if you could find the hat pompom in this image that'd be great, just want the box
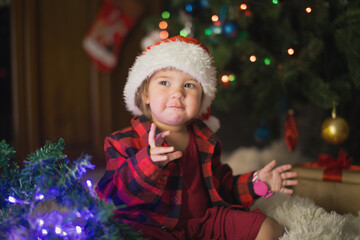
[203,115,221,132]
[198,107,220,132]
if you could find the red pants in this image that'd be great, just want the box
[132,206,266,240]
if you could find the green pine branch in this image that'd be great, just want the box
[0,139,143,240]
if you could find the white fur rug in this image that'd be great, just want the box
[252,194,360,240]
[224,139,360,240]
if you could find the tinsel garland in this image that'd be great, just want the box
[0,139,142,240]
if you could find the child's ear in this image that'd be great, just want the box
[142,92,150,104]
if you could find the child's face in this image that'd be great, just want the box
[143,69,203,127]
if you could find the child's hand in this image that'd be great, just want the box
[258,160,298,194]
[148,123,183,167]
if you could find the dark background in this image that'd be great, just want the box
[1,0,359,168]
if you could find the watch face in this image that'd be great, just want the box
[254,181,268,196]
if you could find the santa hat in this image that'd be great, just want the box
[124,35,220,131]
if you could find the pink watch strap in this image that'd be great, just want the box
[252,171,273,198]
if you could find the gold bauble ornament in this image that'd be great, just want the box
[320,108,349,145]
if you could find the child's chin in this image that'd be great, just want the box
[164,117,189,126]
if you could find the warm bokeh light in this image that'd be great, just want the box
[245,10,252,17]
[211,14,219,22]
[306,7,312,13]
[159,21,168,29]
[240,4,247,11]
[213,20,221,26]
[221,75,230,83]
[249,55,257,62]
[159,30,169,39]
[287,48,295,55]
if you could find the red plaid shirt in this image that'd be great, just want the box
[96,116,258,230]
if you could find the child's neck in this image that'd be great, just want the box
[152,118,187,133]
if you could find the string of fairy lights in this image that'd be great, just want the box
[154,1,314,84]
[4,154,97,239]
[6,178,95,238]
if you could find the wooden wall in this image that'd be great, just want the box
[10,0,162,167]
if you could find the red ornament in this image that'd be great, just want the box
[284,109,298,152]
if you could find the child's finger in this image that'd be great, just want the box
[281,171,297,179]
[275,164,293,173]
[155,130,171,145]
[261,160,277,174]
[151,150,183,167]
[166,151,183,161]
[150,146,175,155]
[280,188,294,194]
[151,154,169,162]
[148,123,157,147]
[282,179,298,187]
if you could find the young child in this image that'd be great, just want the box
[96,36,298,240]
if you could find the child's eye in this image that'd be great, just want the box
[159,81,169,86]
[184,82,196,88]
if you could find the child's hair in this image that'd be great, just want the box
[123,35,217,118]
[135,78,151,119]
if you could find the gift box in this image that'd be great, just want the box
[292,149,360,214]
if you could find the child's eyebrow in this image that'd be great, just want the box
[152,73,197,82]
[153,74,171,80]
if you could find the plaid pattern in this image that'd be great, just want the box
[96,116,258,230]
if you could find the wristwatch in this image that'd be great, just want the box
[252,171,273,198]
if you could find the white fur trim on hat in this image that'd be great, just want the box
[124,35,217,116]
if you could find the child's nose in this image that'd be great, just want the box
[171,87,185,99]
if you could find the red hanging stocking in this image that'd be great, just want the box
[284,109,298,152]
[83,0,143,72]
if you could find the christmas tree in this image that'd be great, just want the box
[142,0,360,161]
[0,139,142,240]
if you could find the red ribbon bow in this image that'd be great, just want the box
[317,148,353,182]
[317,148,353,170]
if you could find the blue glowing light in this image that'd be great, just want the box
[55,226,62,235]
[222,21,239,38]
[42,229,48,235]
[76,226,82,234]
[39,219,44,227]
[86,180,92,188]
[185,3,193,13]
[8,196,16,203]
[35,194,45,200]
[200,0,209,8]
